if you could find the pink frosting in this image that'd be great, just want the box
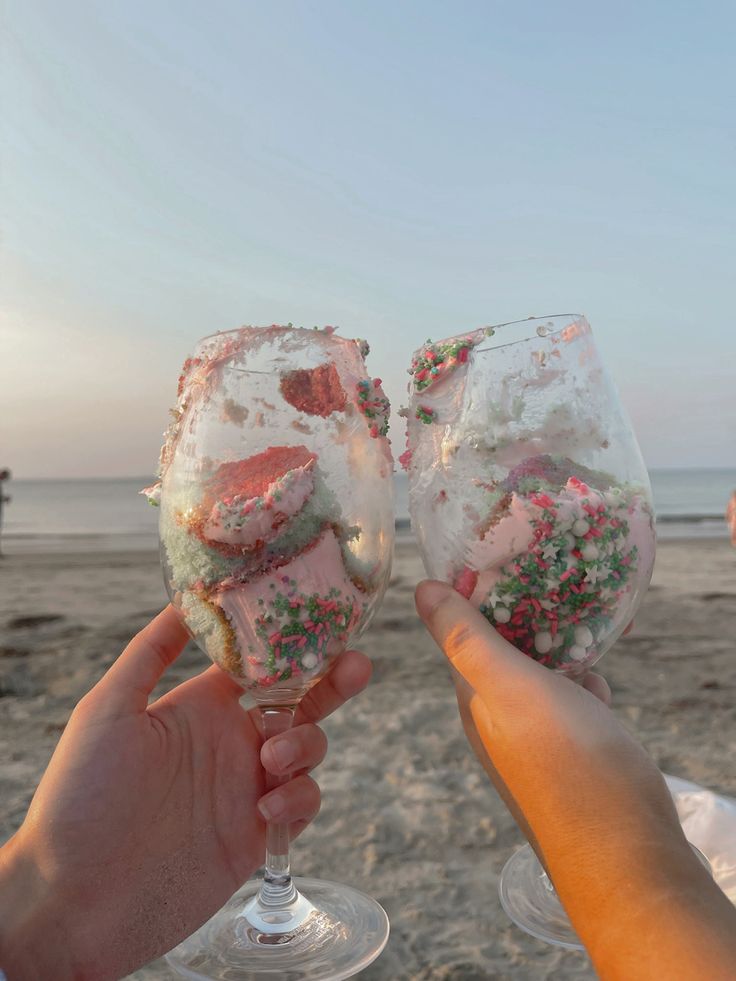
[464,494,535,605]
[462,480,654,613]
[619,492,656,580]
[202,463,314,549]
[465,493,535,569]
[215,528,365,683]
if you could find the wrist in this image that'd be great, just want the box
[557,834,736,978]
[0,833,75,981]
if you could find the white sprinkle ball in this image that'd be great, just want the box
[534,631,553,654]
[574,625,594,647]
[582,543,599,561]
[569,644,587,661]
[572,519,590,537]
[302,653,318,669]
[494,607,511,624]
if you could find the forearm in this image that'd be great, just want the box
[509,755,736,978]
[0,835,77,981]
[557,837,736,980]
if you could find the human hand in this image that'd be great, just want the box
[416,580,736,979]
[0,606,371,981]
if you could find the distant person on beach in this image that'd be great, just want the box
[727,489,736,545]
[2,598,736,979]
[0,469,10,557]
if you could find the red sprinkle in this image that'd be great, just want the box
[454,566,479,599]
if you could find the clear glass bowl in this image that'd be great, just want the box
[157,325,394,703]
[404,314,655,679]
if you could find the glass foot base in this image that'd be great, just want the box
[165,876,390,980]
[241,881,316,934]
[499,845,583,950]
[499,841,712,951]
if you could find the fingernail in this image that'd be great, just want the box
[258,792,285,821]
[269,738,296,771]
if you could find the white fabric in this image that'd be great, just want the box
[665,773,736,904]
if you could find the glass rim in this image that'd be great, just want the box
[414,313,588,358]
[195,324,362,347]
[478,313,587,354]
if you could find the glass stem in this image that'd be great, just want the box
[258,705,297,908]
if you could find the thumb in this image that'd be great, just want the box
[415,580,543,699]
[89,605,190,716]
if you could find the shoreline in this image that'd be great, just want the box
[1,520,731,557]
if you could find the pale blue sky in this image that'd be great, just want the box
[2,0,734,477]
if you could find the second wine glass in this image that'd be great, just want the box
[402,314,656,947]
[146,324,394,980]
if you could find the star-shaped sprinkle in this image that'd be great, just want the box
[584,565,604,584]
[541,542,559,562]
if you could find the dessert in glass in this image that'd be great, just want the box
[142,324,393,979]
[402,314,656,947]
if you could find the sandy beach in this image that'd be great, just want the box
[1,537,734,979]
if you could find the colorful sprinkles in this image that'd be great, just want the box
[356,378,390,437]
[415,405,436,425]
[471,478,638,669]
[252,584,362,686]
[398,448,413,470]
[410,335,478,392]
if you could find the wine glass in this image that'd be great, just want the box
[146,325,394,979]
[403,314,656,948]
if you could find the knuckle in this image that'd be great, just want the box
[300,774,320,807]
[72,690,99,723]
[443,619,477,661]
[297,689,324,724]
[292,724,326,763]
[139,635,170,673]
[312,725,328,757]
[282,774,321,817]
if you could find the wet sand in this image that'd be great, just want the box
[1,537,735,979]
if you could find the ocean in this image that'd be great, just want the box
[2,469,734,554]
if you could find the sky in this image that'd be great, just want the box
[2,0,734,477]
